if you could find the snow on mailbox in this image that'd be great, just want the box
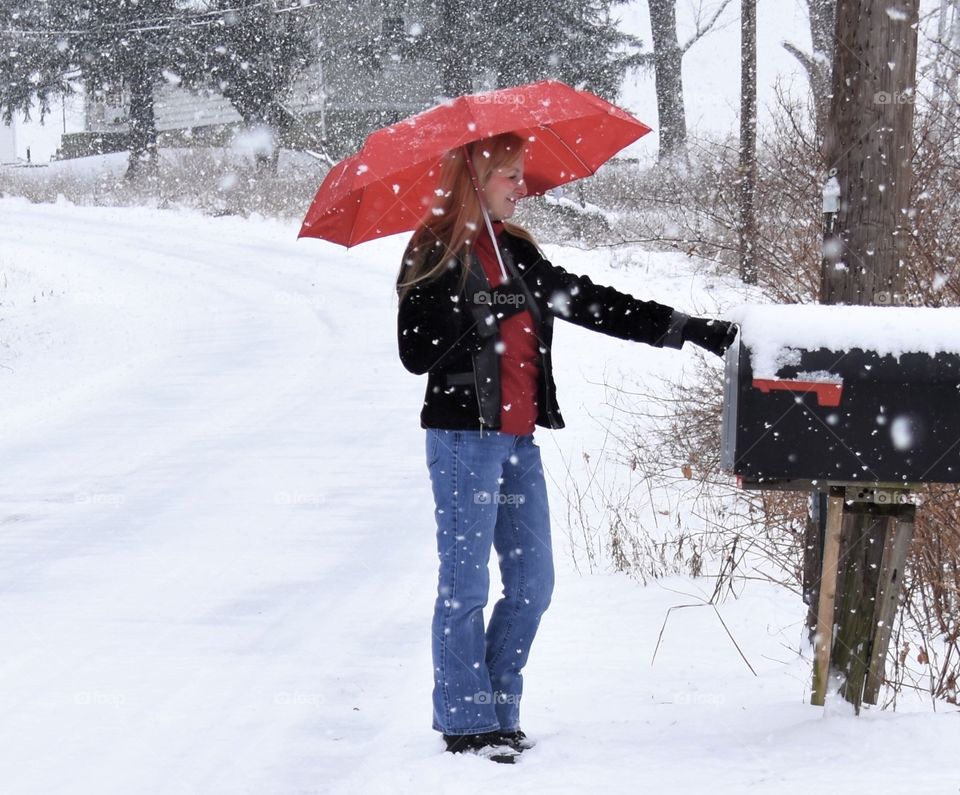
[720,304,960,488]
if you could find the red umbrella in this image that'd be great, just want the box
[298,80,651,247]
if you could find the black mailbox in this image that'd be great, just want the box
[720,305,960,487]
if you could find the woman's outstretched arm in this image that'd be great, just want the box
[530,255,736,356]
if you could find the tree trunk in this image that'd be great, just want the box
[783,0,835,148]
[808,0,836,145]
[820,0,919,305]
[648,0,687,161]
[125,40,158,181]
[809,0,920,712]
[440,0,473,96]
[738,0,757,284]
[261,102,292,176]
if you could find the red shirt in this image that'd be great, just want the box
[473,222,540,435]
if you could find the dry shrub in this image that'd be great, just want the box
[563,83,960,705]
[559,356,808,597]
[578,85,825,301]
[890,487,960,706]
[0,148,329,221]
[576,347,959,706]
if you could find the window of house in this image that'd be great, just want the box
[382,15,404,41]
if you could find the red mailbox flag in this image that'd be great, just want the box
[298,80,652,247]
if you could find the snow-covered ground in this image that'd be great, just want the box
[1,198,957,794]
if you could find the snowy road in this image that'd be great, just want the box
[1,199,956,794]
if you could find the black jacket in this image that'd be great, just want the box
[397,229,687,432]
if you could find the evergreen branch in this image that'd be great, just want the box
[0,0,320,38]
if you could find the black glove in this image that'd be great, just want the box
[681,317,739,358]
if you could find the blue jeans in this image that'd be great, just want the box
[425,429,555,735]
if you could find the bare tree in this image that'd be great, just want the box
[809,0,920,712]
[644,0,733,161]
[438,0,473,96]
[782,0,836,147]
[820,0,919,305]
[928,0,960,136]
[738,0,757,284]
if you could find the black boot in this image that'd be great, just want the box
[496,728,536,751]
[443,731,520,764]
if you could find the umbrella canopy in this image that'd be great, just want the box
[298,80,651,247]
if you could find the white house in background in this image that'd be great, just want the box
[0,121,17,164]
[71,2,451,159]
[82,81,242,139]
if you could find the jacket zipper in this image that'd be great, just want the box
[542,349,552,426]
[541,347,559,428]
[472,355,486,439]
[466,249,489,439]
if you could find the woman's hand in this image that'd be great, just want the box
[681,317,739,358]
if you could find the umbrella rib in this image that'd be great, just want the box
[350,131,477,246]
[537,123,594,178]
[348,165,419,246]
[346,183,369,248]
[349,160,443,246]
[348,96,477,244]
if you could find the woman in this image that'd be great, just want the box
[396,132,736,763]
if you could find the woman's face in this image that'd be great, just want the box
[482,154,527,220]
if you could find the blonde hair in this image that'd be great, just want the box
[396,131,539,304]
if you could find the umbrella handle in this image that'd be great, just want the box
[463,144,510,284]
